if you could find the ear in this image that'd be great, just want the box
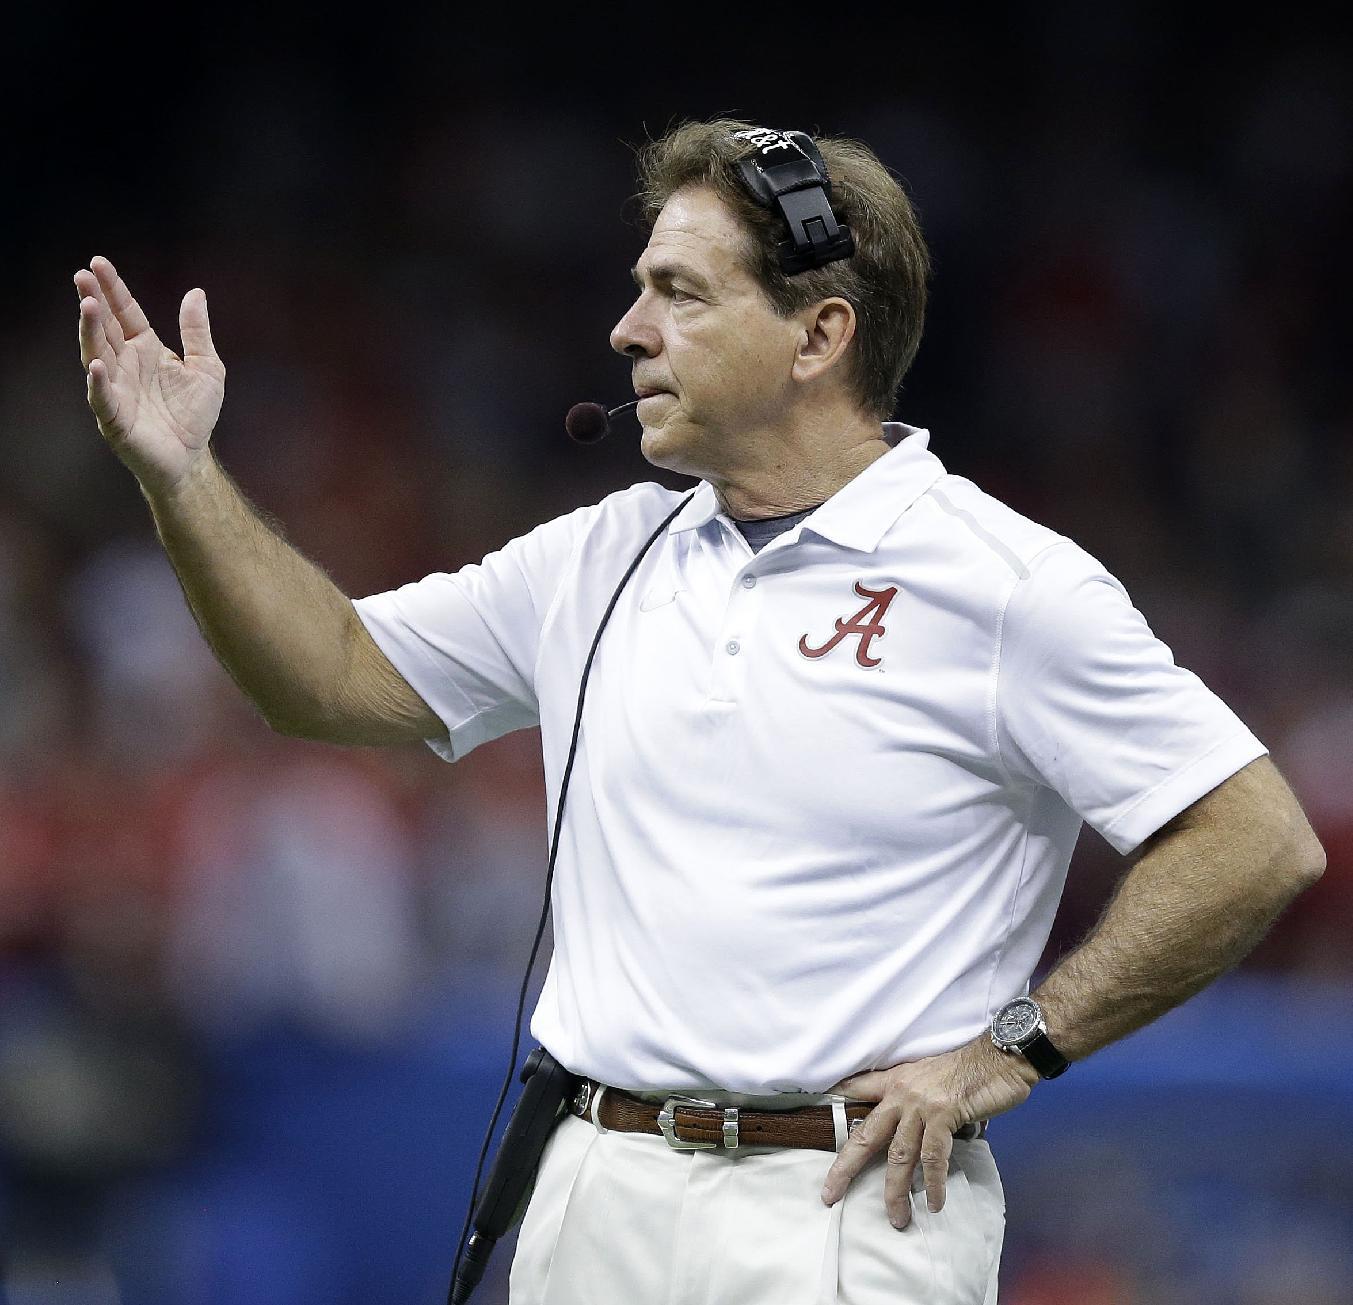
[790,297,857,387]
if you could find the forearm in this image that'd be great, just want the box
[1033,761,1325,1062]
[143,453,359,735]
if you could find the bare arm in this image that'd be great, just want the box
[822,755,1325,1226]
[75,256,443,745]
[1032,753,1325,1057]
[145,453,444,744]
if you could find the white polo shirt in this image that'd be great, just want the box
[352,424,1266,1094]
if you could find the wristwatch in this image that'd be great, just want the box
[989,997,1070,1079]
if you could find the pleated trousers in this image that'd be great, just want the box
[508,1093,1004,1305]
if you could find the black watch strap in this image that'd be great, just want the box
[1019,1030,1070,1080]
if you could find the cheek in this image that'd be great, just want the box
[679,315,792,406]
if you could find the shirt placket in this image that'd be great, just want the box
[708,533,764,704]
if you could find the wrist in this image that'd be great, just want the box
[978,1033,1039,1088]
[989,996,1071,1080]
[143,451,220,513]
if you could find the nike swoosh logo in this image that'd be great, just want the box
[639,588,682,612]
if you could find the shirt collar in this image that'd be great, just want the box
[666,423,946,553]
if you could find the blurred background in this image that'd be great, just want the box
[4,7,1352,1303]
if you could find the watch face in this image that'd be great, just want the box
[994,998,1041,1045]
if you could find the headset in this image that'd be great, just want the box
[447,125,853,1303]
[731,126,855,274]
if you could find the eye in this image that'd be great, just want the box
[670,286,699,304]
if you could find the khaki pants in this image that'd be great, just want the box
[509,1094,1004,1305]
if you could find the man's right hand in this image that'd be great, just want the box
[75,256,226,498]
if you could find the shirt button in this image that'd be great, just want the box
[741,575,757,589]
[726,640,741,656]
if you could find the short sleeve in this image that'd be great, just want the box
[995,542,1267,855]
[352,503,599,762]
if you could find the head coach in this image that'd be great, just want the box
[75,117,1325,1304]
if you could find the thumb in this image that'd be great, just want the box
[827,1068,890,1101]
[180,288,223,371]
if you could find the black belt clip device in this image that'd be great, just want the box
[449,1046,580,1304]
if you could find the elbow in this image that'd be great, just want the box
[262,711,308,739]
[1297,834,1327,889]
[264,691,364,744]
[262,705,330,741]
[1281,825,1327,894]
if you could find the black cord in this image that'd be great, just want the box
[446,492,695,1302]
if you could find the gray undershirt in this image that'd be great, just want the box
[731,505,820,553]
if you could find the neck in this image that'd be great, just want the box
[709,412,890,520]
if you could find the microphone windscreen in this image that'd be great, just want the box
[565,402,609,444]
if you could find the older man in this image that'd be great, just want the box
[76,119,1323,1304]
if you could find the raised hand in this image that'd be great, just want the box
[75,256,226,498]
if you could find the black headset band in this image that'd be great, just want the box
[731,127,855,275]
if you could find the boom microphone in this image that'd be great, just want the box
[565,399,639,443]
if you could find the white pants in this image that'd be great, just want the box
[509,1096,1004,1305]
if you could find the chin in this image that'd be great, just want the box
[639,424,710,479]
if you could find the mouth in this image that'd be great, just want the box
[634,384,674,399]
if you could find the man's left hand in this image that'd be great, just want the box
[820,1036,1038,1228]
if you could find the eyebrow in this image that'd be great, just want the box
[630,261,714,295]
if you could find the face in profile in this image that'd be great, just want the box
[610,186,804,481]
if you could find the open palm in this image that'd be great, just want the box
[75,256,225,497]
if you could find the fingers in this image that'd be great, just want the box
[179,288,223,375]
[76,267,121,431]
[75,267,125,353]
[882,1114,924,1228]
[823,1043,1019,1234]
[76,265,126,357]
[919,1118,954,1216]
[77,294,115,372]
[821,1100,897,1207]
[90,255,152,341]
[86,358,120,430]
[823,1107,955,1230]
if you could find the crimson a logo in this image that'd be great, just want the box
[798,581,899,668]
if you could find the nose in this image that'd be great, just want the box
[610,297,660,359]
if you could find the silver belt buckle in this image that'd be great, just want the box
[658,1095,735,1151]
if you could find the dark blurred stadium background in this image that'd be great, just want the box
[3,9,1352,1304]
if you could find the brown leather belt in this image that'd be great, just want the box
[566,1080,986,1153]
